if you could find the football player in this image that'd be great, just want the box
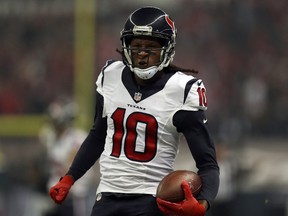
[40,97,95,216]
[49,6,219,216]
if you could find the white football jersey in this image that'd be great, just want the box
[40,126,94,197]
[96,60,207,195]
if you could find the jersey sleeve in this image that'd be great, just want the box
[96,60,116,96]
[173,76,218,206]
[181,79,208,112]
[96,71,104,96]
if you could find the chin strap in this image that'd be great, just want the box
[133,66,159,80]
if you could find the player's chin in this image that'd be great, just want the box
[134,63,148,69]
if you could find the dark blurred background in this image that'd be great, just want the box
[0,0,287,215]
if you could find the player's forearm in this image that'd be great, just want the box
[178,110,220,205]
[67,92,107,181]
[67,129,105,181]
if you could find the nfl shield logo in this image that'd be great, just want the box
[134,92,142,102]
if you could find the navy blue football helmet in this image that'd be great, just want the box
[120,6,177,79]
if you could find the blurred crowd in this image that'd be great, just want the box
[1,0,288,138]
[0,15,74,114]
[178,1,288,138]
[0,0,288,215]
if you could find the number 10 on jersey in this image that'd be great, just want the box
[111,108,158,162]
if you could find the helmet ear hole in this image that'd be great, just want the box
[159,38,169,47]
[123,36,133,47]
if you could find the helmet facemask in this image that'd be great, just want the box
[120,7,176,80]
[122,36,175,79]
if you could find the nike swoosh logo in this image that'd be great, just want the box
[203,119,208,124]
[197,80,203,86]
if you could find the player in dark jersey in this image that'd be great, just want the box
[49,6,219,216]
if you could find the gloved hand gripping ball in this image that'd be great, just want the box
[157,180,206,216]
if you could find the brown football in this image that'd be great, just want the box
[156,170,202,202]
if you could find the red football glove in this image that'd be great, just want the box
[157,180,206,216]
[49,175,74,204]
